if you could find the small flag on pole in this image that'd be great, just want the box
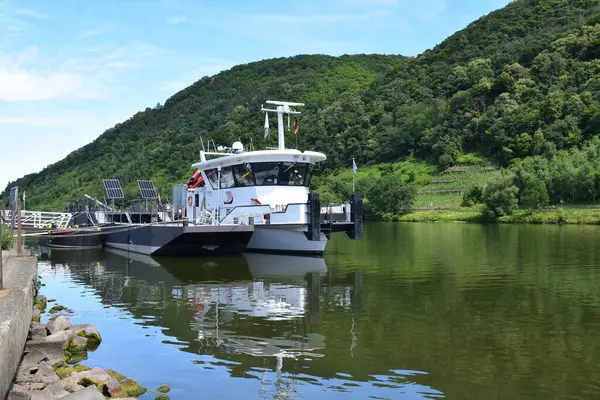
[264,113,269,138]
[294,117,299,134]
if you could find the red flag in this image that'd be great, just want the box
[294,118,299,134]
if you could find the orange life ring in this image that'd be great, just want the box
[188,196,193,206]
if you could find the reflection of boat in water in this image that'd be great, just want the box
[92,248,328,357]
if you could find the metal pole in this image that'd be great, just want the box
[216,167,221,225]
[277,106,285,150]
[0,205,4,290]
[17,200,22,257]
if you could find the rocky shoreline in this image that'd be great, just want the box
[6,296,169,400]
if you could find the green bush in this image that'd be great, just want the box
[456,154,487,166]
[520,179,549,209]
[482,177,519,219]
[1,224,10,250]
[461,186,484,207]
[367,174,416,216]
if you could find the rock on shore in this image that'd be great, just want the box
[6,300,147,400]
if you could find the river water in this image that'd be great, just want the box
[36,223,600,399]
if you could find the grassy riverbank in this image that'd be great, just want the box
[396,208,600,225]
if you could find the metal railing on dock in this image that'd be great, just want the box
[3,210,71,230]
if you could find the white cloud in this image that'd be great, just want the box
[0,115,61,126]
[167,16,187,25]
[0,44,161,102]
[0,108,135,190]
[15,8,45,19]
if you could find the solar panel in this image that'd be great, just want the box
[137,180,159,199]
[103,179,124,199]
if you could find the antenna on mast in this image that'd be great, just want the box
[261,100,304,150]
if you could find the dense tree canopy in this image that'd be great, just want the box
[5,0,600,211]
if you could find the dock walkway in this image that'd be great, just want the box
[0,249,37,400]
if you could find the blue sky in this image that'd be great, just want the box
[0,0,511,193]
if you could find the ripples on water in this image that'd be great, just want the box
[36,223,600,399]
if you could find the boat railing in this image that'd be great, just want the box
[217,203,310,224]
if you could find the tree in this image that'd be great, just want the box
[482,177,519,218]
[367,174,416,216]
[520,179,549,209]
[462,186,484,207]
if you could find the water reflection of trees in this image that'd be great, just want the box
[40,222,600,399]
[325,223,600,399]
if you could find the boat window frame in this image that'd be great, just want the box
[204,162,313,189]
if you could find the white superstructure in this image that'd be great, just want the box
[183,100,344,254]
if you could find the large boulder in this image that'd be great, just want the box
[48,316,72,334]
[33,362,59,384]
[25,340,66,360]
[105,377,127,397]
[28,323,48,341]
[44,330,74,344]
[6,391,32,400]
[60,367,111,393]
[70,325,102,350]
[67,336,88,352]
[23,388,53,399]
[59,386,104,400]
[21,350,49,367]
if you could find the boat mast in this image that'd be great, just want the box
[261,100,304,150]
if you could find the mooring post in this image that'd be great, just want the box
[17,200,22,257]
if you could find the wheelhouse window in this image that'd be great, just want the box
[232,163,254,186]
[279,162,308,186]
[253,162,281,185]
[205,167,235,189]
[204,162,312,189]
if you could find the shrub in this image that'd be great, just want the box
[520,179,550,209]
[1,224,10,250]
[367,174,416,216]
[461,186,484,207]
[482,178,519,219]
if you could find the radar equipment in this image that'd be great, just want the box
[261,100,304,150]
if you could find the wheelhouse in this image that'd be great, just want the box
[204,162,313,189]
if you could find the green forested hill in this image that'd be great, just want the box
[5,0,600,210]
[312,0,600,167]
[2,55,405,210]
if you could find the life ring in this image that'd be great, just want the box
[187,196,193,206]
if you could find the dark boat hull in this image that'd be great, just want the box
[105,225,254,256]
[39,230,106,249]
[38,224,254,256]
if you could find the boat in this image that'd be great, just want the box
[34,101,362,256]
[38,225,125,249]
[182,100,363,254]
[37,194,255,256]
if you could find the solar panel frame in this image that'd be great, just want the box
[137,180,159,199]
[103,179,124,199]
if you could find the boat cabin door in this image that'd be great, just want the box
[186,188,206,223]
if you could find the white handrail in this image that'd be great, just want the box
[5,210,72,229]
